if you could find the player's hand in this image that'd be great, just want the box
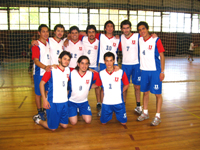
[52,64,58,69]
[115,35,120,39]
[89,68,97,73]
[151,33,158,38]
[43,99,51,109]
[64,39,69,47]
[44,65,51,72]
[160,72,165,81]
[114,65,120,71]
[31,40,39,46]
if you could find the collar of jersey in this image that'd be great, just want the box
[57,65,65,72]
[88,38,96,44]
[38,40,47,46]
[70,40,80,45]
[106,69,114,75]
[78,70,87,77]
[144,35,152,42]
[125,33,134,39]
[53,37,61,43]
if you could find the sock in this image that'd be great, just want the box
[43,108,46,112]
[97,102,101,105]
[136,102,140,107]
[37,108,43,113]
[35,118,41,124]
[155,113,160,118]
[143,109,148,114]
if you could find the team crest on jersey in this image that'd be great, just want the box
[154,85,159,90]
[115,77,119,82]
[113,43,116,47]
[149,45,152,50]
[132,40,135,44]
[86,80,89,84]
[94,46,98,50]
[79,47,82,51]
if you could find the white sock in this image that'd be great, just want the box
[143,109,148,114]
[97,102,101,105]
[36,118,41,124]
[155,113,160,118]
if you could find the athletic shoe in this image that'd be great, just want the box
[97,109,101,117]
[33,114,41,124]
[134,106,142,114]
[96,103,101,110]
[192,59,194,61]
[151,116,161,126]
[137,113,149,121]
[38,111,46,121]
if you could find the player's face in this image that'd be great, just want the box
[71,29,79,41]
[138,25,149,38]
[38,27,49,40]
[87,29,96,41]
[105,23,114,34]
[121,24,131,37]
[104,56,114,68]
[54,27,64,39]
[60,55,70,67]
[78,59,89,72]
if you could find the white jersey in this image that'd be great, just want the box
[32,40,50,76]
[48,37,64,65]
[64,40,84,68]
[99,69,129,105]
[139,36,165,71]
[42,67,70,103]
[119,33,140,65]
[82,36,99,68]
[98,34,120,64]
[189,43,194,51]
[68,70,94,103]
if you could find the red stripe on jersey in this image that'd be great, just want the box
[93,72,102,86]
[42,71,51,83]
[79,35,84,41]
[122,72,129,85]
[70,68,74,72]
[156,39,165,53]
[95,33,100,40]
[118,41,122,51]
[32,45,40,60]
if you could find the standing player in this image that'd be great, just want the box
[64,26,84,71]
[33,51,71,131]
[32,24,51,120]
[137,21,165,126]
[98,52,129,125]
[68,56,101,125]
[119,20,142,114]
[188,41,198,61]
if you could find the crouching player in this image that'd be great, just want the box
[68,56,101,125]
[99,52,129,125]
[33,51,71,131]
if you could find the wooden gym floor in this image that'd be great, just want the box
[0,57,200,150]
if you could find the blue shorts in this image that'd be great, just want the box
[100,103,127,124]
[33,75,48,96]
[122,64,141,85]
[140,70,162,94]
[68,101,92,117]
[46,102,69,130]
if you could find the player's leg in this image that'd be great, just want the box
[79,101,92,124]
[100,104,113,124]
[95,87,101,110]
[68,101,78,125]
[137,71,150,121]
[114,103,127,125]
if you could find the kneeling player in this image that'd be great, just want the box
[99,52,129,125]
[33,51,71,131]
[68,56,101,125]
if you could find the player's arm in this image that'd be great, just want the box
[122,72,129,93]
[91,72,102,89]
[39,72,51,109]
[157,39,165,81]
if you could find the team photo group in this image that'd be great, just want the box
[31,19,165,131]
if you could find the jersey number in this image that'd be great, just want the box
[57,50,60,55]
[47,54,50,59]
[142,50,145,55]
[88,50,91,55]
[71,53,77,58]
[79,86,82,91]
[106,45,112,51]
[127,46,130,51]
[63,81,65,87]
[109,84,112,89]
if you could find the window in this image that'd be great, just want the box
[192,14,199,33]
[0,7,8,30]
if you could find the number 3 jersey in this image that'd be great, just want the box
[99,69,129,105]
[41,67,70,103]
[48,37,64,65]
[139,36,165,71]
[68,70,101,103]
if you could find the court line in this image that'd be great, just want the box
[0,78,5,87]
[129,134,134,141]
[166,100,200,119]
[123,125,128,129]
[135,147,140,150]
[18,96,27,109]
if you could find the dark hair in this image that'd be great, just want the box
[86,25,97,34]
[120,20,132,29]
[104,20,115,33]
[104,52,115,60]
[137,21,149,32]
[54,24,65,32]
[38,24,49,32]
[69,26,80,33]
[58,51,72,60]
[75,55,90,70]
